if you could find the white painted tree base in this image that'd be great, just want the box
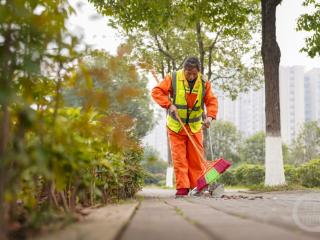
[265,136,286,186]
[165,166,174,187]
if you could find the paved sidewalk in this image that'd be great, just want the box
[120,188,320,240]
[37,202,139,240]
[36,188,320,240]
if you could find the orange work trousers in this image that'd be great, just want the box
[168,126,206,189]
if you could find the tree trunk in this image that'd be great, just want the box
[261,0,285,186]
[196,22,205,74]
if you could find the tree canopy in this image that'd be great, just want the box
[297,0,320,58]
[89,0,263,99]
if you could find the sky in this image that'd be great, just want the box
[277,0,318,70]
[68,0,319,70]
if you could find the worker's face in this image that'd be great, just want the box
[184,67,199,81]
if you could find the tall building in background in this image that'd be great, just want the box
[217,88,265,137]
[217,65,307,143]
[237,88,265,136]
[279,66,305,144]
[216,91,239,126]
[304,68,320,123]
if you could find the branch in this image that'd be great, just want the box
[152,34,176,70]
[211,72,237,81]
[178,56,187,70]
[208,27,224,80]
[158,34,177,70]
[208,27,224,51]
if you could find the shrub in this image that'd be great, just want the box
[234,164,265,186]
[219,161,320,188]
[219,164,264,186]
[298,159,320,188]
[219,169,237,185]
[93,149,145,203]
[284,164,300,184]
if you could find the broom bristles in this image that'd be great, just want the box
[196,158,231,191]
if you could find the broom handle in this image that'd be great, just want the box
[175,114,209,168]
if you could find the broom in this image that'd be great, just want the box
[175,115,231,196]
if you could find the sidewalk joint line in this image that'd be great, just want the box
[163,200,223,240]
[114,201,141,240]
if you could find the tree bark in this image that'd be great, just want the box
[196,22,205,74]
[261,0,282,136]
[261,0,286,186]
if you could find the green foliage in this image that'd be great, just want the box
[284,164,300,185]
[240,132,265,164]
[249,184,306,192]
[219,169,237,186]
[0,1,152,237]
[288,121,320,165]
[220,164,264,186]
[209,120,242,164]
[64,47,154,139]
[234,164,265,186]
[298,159,320,188]
[94,149,145,203]
[297,0,320,58]
[220,160,320,188]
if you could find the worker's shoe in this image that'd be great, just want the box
[175,188,189,198]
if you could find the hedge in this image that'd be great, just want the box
[219,159,320,187]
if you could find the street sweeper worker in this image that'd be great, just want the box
[151,56,218,197]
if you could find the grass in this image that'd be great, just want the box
[224,185,250,190]
[224,184,320,193]
[248,184,308,192]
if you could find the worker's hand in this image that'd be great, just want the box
[203,117,213,128]
[169,104,178,118]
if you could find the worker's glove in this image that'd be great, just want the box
[203,116,213,128]
[169,104,178,118]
